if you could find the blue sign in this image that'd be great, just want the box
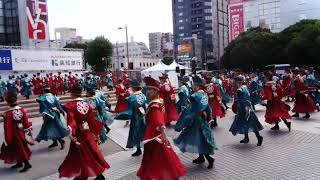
[0,50,13,70]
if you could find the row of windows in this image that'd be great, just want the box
[139,62,156,67]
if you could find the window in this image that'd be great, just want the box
[178,5,183,9]
[205,30,212,34]
[179,19,184,23]
[121,63,124,68]
[179,26,184,30]
[179,33,184,37]
[204,2,212,6]
[204,9,212,13]
[178,12,183,16]
[140,62,142,67]
[246,20,252,28]
[205,16,212,21]
[178,0,183,2]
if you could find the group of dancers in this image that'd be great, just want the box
[0,67,319,180]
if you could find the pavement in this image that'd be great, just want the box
[2,103,320,180]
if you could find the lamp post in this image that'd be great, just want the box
[118,24,130,69]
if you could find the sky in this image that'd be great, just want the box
[47,0,173,46]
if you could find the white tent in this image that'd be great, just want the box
[141,60,191,89]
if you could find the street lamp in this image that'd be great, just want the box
[118,24,130,69]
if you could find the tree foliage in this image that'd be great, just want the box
[85,36,113,72]
[64,42,88,50]
[221,20,320,71]
[162,56,174,65]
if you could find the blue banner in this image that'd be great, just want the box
[0,50,13,70]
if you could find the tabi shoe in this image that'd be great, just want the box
[270,124,280,130]
[257,136,263,146]
[19,164,32,173]
[48,141,58,148]
[292,113,299,118]
[131,148,142,157]
[192,155,205,164]
[240,138,249,144]
[11,163,23,169]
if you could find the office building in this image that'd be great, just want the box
[149,32,174,58]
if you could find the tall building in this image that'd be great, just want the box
[228,0,320,41]
[54,27,85,48]
[149,32,174,58]
[172,0,228,70]
[0,0,50,47]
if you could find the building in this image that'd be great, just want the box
[112,38,155,70]
[0,0,50,47]
[172,0,229,70]
[149,32,174,58]
[54,27,85,48]
[228,0,320,41]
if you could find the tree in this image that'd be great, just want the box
[162,56,174,65]
[64,42,88,50]
[85,36,113,72]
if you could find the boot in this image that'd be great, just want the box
[48,140,58,148]
[254,131,263,146]
[192,154,205,164]
[292,113,299,118]
[19,162,32,173]
[204,154,215,169]
[210,119,217,129]
[104,125,111,134]
[11,163,23,169]
[58,139,65,150]
[303,113,310,119]
[94,174,105,180]
[270,124,280,130]
[283,119,291,132]
[240,134,249,144]
[131,148,142,157]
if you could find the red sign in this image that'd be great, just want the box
[227,0,243,4]
[229,5,244,41]
[26,0,48,40]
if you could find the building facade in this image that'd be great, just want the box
[149,32,174,58]
[0,0,50,47]
[172,0,228,70]
[228,0,320,41]
[54,27,85,48]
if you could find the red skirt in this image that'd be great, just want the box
[0,131,32,164]
[115,98,128,113]
[59,130,110,178]
[164,100,179,123]
[292,93,317,113]
[265,99,291,124]
[209,98,225,119]
[137,141,186,180]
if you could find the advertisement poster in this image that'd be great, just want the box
[229,5,244,41]
[26,0,49,40]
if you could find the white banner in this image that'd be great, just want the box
[11,49,83,71]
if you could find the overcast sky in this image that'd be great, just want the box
[47,0,173,46]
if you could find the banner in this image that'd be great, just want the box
[26,0,48,40]
[178,44,193,54]
[4,49,84,71]
[227,0,243,4]
[229,5,244,41]
[0,50,13,70]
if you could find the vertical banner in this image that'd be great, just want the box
[26,0,48,40]
[229,5,244,41]
[227,0,243,4]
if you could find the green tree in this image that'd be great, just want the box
[86,36,113,72]
[162,56,174,65]
[64,42,88,50]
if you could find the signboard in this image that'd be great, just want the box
[0,50,13,70]
[229,5,244,41]
[177,53,192,59]
[26,0,49,40]
[227,0,243,4]
[178,44,193,54]
[0,49,84,71]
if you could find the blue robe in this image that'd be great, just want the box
[6,80,17,95]
[249,81,263,105]
[35,94,69,142]
[229,85,263,135]
[105,75,113,89]
[174,91,217,155]
[176,85,190,113]
[84,96,111,143]
[21,77,32,97]
[114,91,147,149]
[0,80,6,98]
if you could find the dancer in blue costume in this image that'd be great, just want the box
[0,76,6,102]
[114,79,147,157]
[174,75,217,169]
[214,77,231,110]
[176,76,190,114]
[229,76,264,146]
[105,73,114,91]
[305,70,320,110]
[249,79,263,111]
[84,87,110,143]
[6,76,17,95]
[21,74,33,99]
[35,86,68,149]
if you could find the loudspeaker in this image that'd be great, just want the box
[181,69,186,76]
[176,66,180,73]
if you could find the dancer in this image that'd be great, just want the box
[0,92,33,173]
[229,76,264,146]
[35,86,68,149]
[114,79,147,156]
[176,75,190,114]
[174,75,217,169]
[0,75,6,102]
[137,77,186,180]
[58,84,110,180]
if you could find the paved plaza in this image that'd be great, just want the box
[1,104,320,179]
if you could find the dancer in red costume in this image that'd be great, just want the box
[58,84,109,180]
[159,74,179,126]
[114,79,130,113]
[264,81,292,131]
[137,77,186,180]
[57,72,65,95]
[292,77,317,119]
[33,73,43,95]
[0,92,33,173]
